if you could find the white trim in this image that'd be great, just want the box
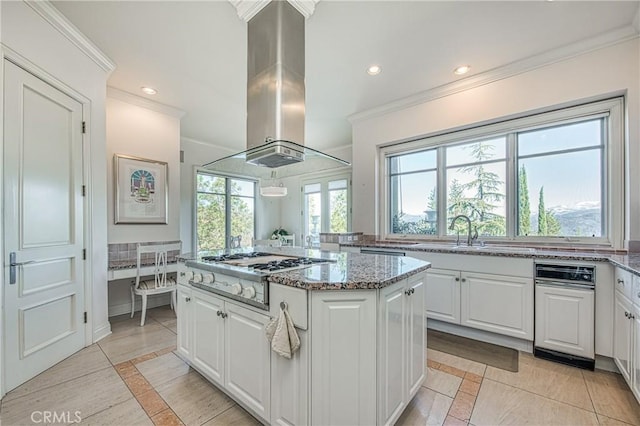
[349,25,639,124]
[286,0,319,18]
[229,0,271,22]
[107,87,186,118]
[23,0,116,74]
[92,323,112,343]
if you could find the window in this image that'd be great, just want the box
[196,171,256,251]
[381,98,623,246]
[303,175,351,246]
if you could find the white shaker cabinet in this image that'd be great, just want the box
[310,290,377,426]
[535,283,594,359]
[378,274,426,426]
[176,284,192,360]
[425,268,460,324]
[271,330,308,426]
[614,289,633,382]
[192,289,226,385]
[632,303,640,401]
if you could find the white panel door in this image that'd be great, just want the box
[192,290,225,385]
[3,61,85,392]
[425,269,460,323]
[535,284,594,359]
[225,302,270,422]
[378,281,406,426]
[461,272,533,340]
[407,273,426,399]
[311,291,376,426]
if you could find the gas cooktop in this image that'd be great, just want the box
[200,251,334,273]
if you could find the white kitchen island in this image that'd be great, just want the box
[176,248,431,426]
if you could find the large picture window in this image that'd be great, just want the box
[381,98,623,246]
[196,171,256,251]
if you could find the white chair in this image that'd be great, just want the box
[131,242,181,326]
[281,234,295,246]
[252,238,282,247]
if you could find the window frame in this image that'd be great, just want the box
[378,97,624,248]
[194,168,257,251]
[301,172,352,246]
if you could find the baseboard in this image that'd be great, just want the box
[93,322,112,343]
[595,355,619,373]
[427,319,534,353]
[108,293,172,317]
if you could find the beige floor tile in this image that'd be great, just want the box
[484,353,593,411]
[2,344,111,402]
[148,306,177,321]
[162,319,177,334]
[151,408,184,426]
[428,349,487,376]
[202,405,261,426]
[425,367,463,398]
[79,398,153,426]
[471,379,599,425]
[583,369,640,425]
[156,371,235,426]
[597,414,636,426]
[444,415,468,426]
[0,367,131,425]
[137,390,169,416]
[106,315,162,340]
[396,386,454,426]
[459,378,481,396]
[448,391,476,422]
[98,324,177,364]
[136,352,191,388]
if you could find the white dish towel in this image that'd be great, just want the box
[265,304,300,359]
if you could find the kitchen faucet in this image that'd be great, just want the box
[449,215,478,246]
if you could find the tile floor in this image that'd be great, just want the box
[1,305,639,425]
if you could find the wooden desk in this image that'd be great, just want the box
[107,263,178,281]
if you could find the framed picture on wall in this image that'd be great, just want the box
[114,154,168,224]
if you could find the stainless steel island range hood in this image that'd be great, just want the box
[203,0,350,179]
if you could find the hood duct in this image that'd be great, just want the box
[203,0,350,178]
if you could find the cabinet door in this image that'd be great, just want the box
[271,330,308,426]
[632,304,640,401]
[407,273,426,399]
[176,285,192,360]
[225,302,271,422]
[425,269,460,324]
[378,281,406,426]
[614,291,632,383]
[192,290,225,385]
[461,272,533,340]
[535,284,594,359]
[311,291,377,426]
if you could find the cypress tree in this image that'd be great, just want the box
[538,187,547,235]
[519,166,531,235]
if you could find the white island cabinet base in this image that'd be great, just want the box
[177,271,428,426]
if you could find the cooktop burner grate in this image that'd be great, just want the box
[201,252,271,262]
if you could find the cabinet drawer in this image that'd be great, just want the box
[177,262,189,286]
[633,274,640,307]
[615,267,633,301]
[269,283,308,330]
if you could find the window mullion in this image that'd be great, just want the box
[437,146,447,237]
[506,133,517,239]
[225,178,231,249]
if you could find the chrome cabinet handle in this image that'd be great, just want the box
[625,311,630,318]
[9,252,35,285]
[217,310,222,317]
[455,277,460,282]
[180,272,186,277]
[185,297,191,302]
[461,278,467,283]
[617,279,624,285]
[405,289,412,296]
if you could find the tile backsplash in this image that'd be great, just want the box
[108,240,182,269]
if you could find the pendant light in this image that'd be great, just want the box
[260,172,288,197]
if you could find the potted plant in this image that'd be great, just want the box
[271,228,289,240]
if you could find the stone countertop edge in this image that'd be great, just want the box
[341,242,640,277]
[177,248,431,290]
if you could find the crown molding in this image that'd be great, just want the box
[349,24,640,124]
[107,87,185,118]
[229,0,318,21]
[286,0,319,18]
[228,0,271,22]
[24,0,116,74]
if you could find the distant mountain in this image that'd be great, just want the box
[532,206,601,237]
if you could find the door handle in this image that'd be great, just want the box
[9,252,35,285]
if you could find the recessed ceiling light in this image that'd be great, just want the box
[367,65,381,76]
[141,86,158,95]
[453,65,471,75]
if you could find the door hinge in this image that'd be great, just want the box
[82,121,86,134]
[82,249,86,260]
[84,312,87,324]
[82,185,86,196]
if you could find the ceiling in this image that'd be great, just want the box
[52,1,639,153]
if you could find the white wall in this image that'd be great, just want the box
[105,92,183,316]
[1,1,112,346]
[106,93,182,243]
[351,38,640,246]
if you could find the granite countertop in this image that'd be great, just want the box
[179,247,431,290]
[341,241,640,276]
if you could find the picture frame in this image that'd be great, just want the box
[114,154,168,224]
